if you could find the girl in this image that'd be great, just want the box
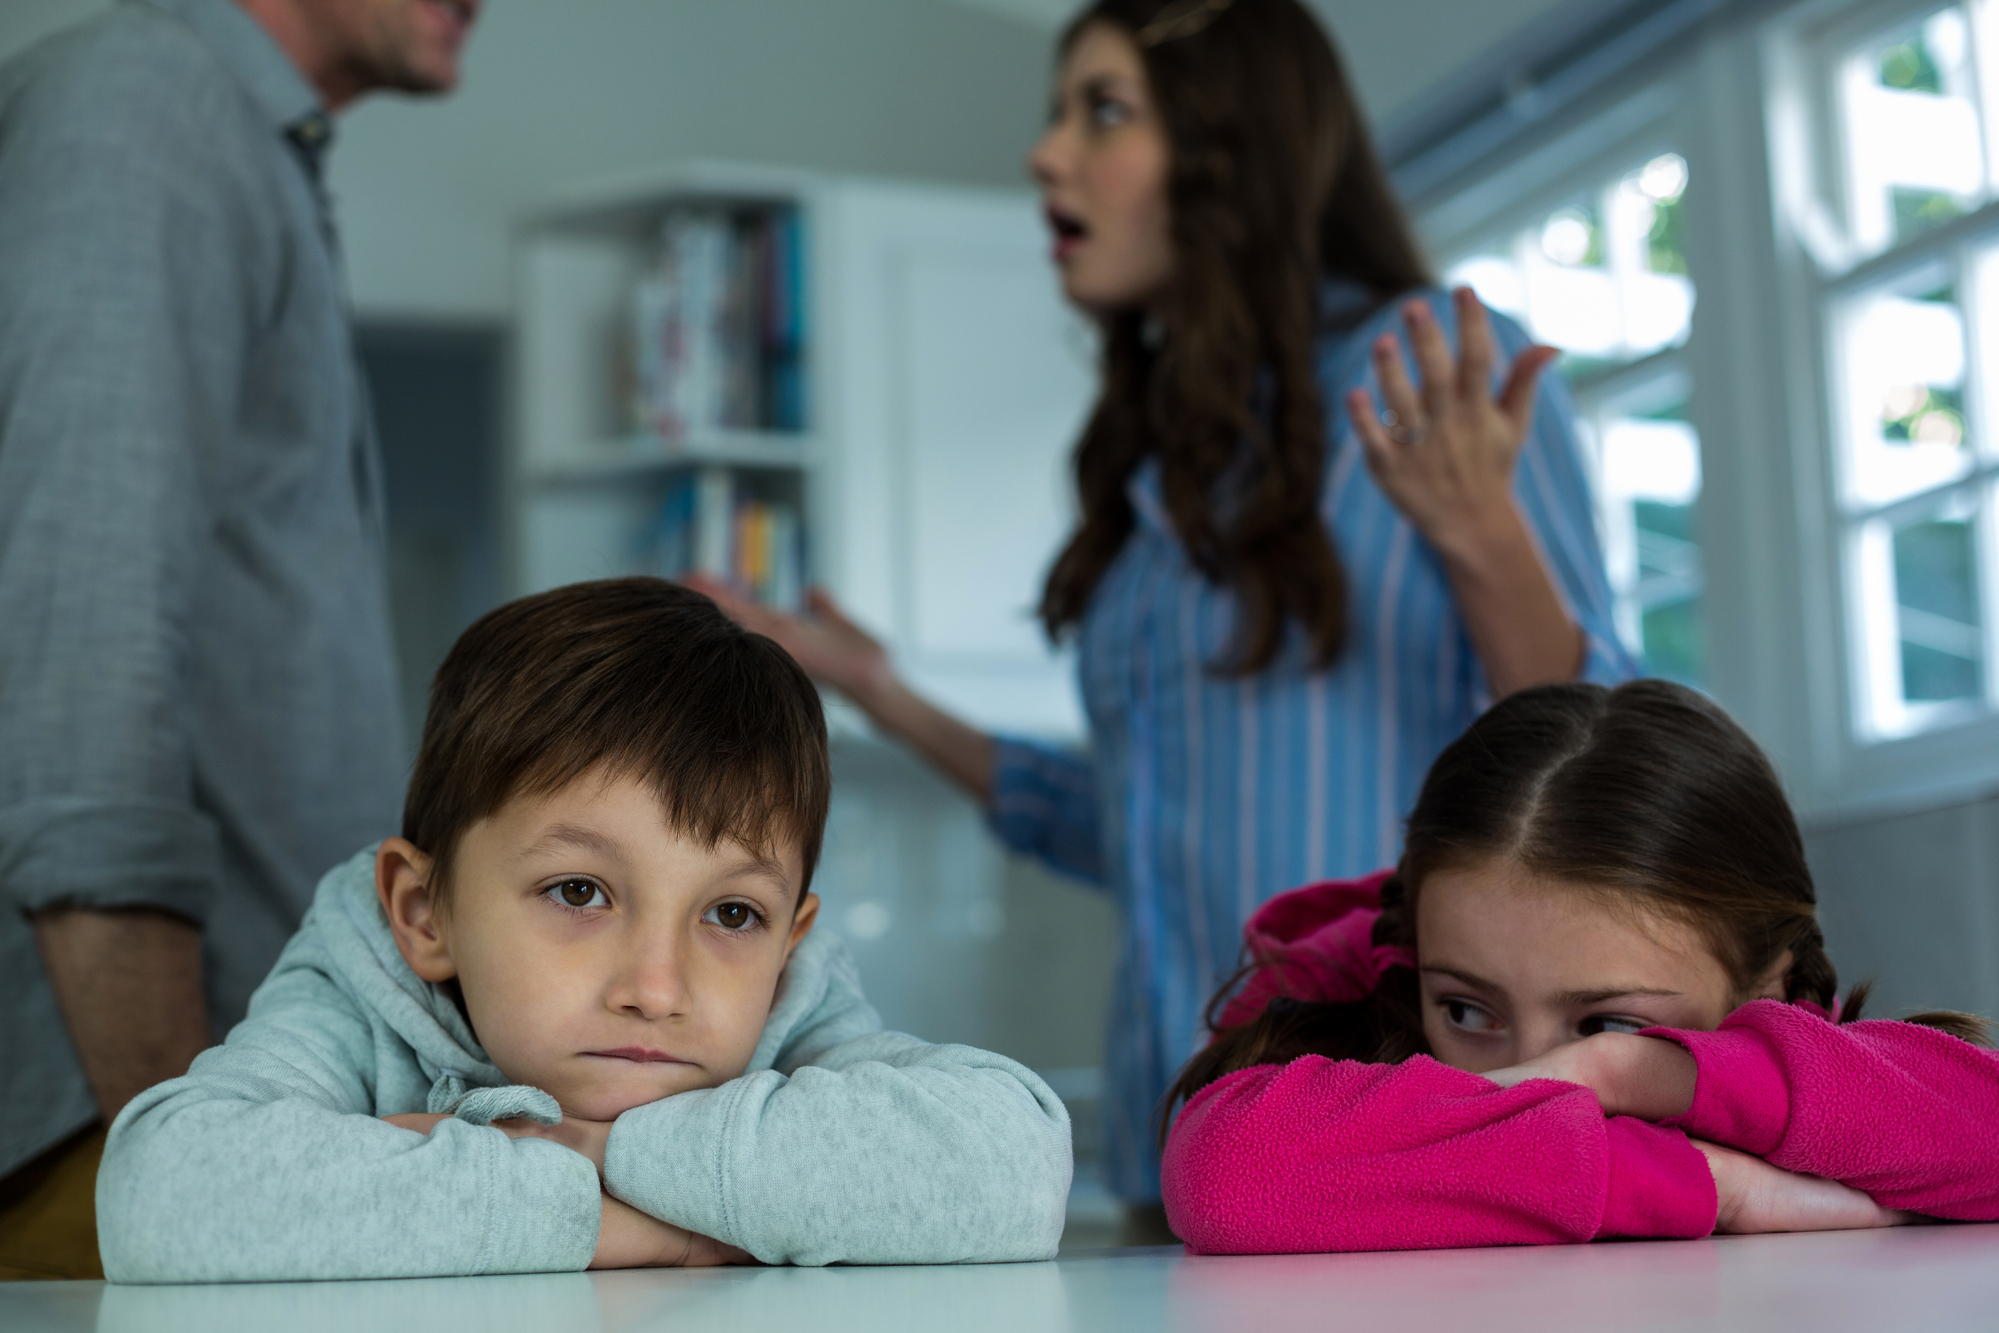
[1161,680,1999,1253]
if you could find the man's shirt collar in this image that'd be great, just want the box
[136,0,329,173]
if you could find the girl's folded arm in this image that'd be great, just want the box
[97,962,601,1283]
[1160,1053,1715,1255]
[1650,1000,1999,1220]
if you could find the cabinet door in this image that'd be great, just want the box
[819,181,1096,738]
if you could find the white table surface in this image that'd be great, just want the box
[8,1226,1999,1333]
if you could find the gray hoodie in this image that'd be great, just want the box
[97,847,1072,1281]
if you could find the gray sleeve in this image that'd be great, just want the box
[601,1033,1074,1265]
[0,31,267,921]
[95,949,602,1282]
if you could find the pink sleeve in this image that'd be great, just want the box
[1160,1054,1716,1254]
[1650,1000,1999,1220]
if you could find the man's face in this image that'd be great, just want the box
[381,767,817,1122]
[317,0,480,96]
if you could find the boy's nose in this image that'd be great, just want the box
[611,935,688,1019]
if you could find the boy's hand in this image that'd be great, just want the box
[1695,1140,1914,1234]
[381,1112,613,1174]
[1482,1032,1698,1121]
[489,1115,613,1174]
[592,1194,751,1268]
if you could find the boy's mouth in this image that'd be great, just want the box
[587,1046,691,1065]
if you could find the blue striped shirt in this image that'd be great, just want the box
[987,289,1635,1203]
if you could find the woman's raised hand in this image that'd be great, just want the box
[684,576,892,706]
[1344,286,1559,562]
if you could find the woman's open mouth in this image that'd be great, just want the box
[1046,205,1089,261]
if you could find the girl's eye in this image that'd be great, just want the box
[1579,1015,1648,1037]
[545,879,607,911]
[704,901,765,933]
[1443,1000,1502,1033]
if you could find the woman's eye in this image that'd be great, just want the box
[704,901,764,933]
[546,879,606,911]
[1443,1000,1501,1033]
[1579,1015,1648,1037]
[1088,96,1131,128]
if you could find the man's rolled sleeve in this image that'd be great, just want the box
[0,24,258,924]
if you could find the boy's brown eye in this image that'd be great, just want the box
[558,880,598,908]
[714,903,750,929]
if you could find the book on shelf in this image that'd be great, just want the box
[628,207,806,441]
[643,466,803,611]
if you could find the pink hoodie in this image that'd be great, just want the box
[1161,874,1999,1255]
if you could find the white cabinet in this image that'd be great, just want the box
[510,163,1094,740]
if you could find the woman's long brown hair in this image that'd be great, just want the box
[1038,0,1433,674]
[1161,680,1990,1134]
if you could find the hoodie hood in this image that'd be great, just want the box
[1214,869,1416,1030]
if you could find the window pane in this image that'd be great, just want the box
[1841,7,1985,251]
[1592,391,1705,685]
[1837,275,1971,509]
[1854,489,1985,736]
[1895,507,1983,700]
[1444,153,1694,378]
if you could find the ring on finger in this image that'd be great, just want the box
[1381,408,1429,447]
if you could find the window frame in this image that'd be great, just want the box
[1408,0,1999,822]
[1764,0,1999,816]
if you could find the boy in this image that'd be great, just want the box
[96,579,1072,1281]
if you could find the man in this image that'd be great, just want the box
[0,0,480,1279]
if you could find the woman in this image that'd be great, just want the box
[699,0,1631,1216]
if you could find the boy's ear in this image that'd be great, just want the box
[375,838,457,984]
[1753,948,1794,1003]
[783,891,819,963]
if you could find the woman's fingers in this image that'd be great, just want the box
[1453,287,1496,404]
[1345,386,1397,472]
[1401,299,1458,416]
[687,572,784,634]
[1497,344,1559,432]
[1370,332,1427,436]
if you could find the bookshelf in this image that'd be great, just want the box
[510,162,1095,739]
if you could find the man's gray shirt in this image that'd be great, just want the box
[0,0,406,1175]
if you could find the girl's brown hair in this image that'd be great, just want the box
[1164,680,1987,1128]
[1038,0,1432,674]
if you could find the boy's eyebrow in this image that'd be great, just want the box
[719,847,794,898]
[514,822,627,865]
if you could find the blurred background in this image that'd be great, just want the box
[8,0,1999,1237]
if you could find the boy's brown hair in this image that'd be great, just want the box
[403,578,830,910]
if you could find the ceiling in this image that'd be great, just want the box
[931,0,1577,123]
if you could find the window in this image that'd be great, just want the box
[1444,151,1705,684]
[1800,3,1999,739]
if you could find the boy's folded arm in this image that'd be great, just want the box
[1649,1000,1999,1219]
[601,1032,1072,1266]
[1159,1054,1716,1255]
[97,962,601,1283]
